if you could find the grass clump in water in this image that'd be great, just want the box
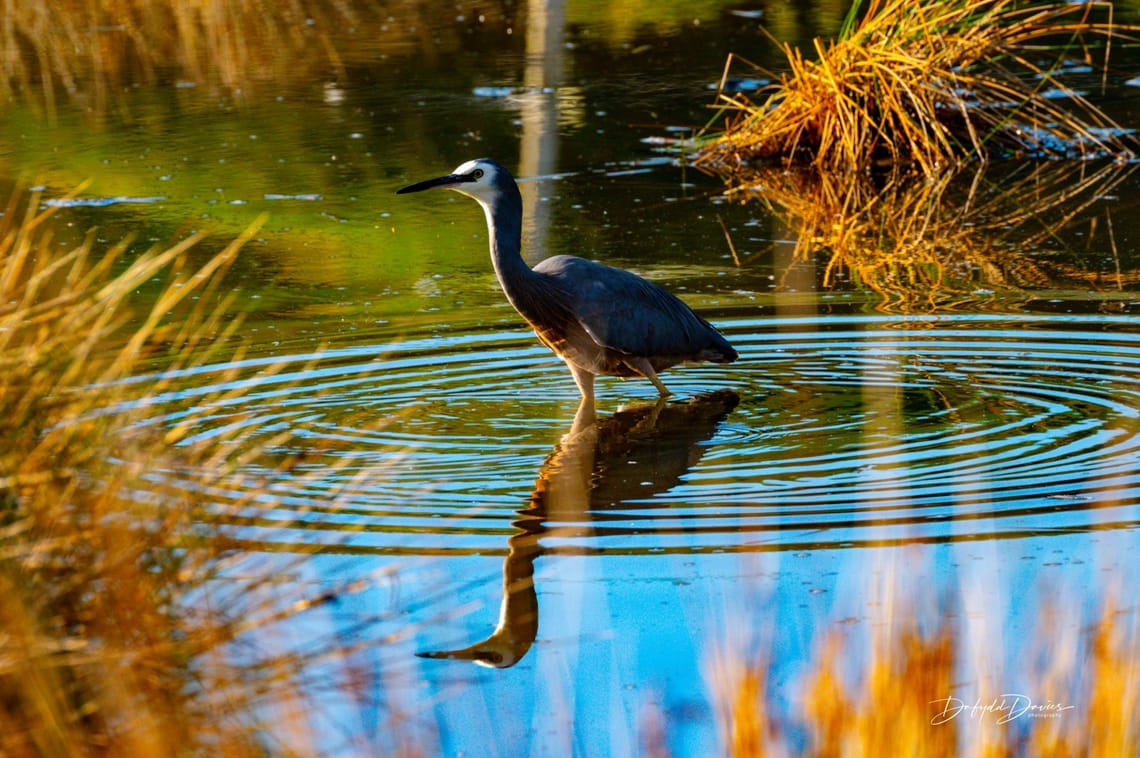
[697,0,1136,176]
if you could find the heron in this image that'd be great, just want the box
[396,158,737,407]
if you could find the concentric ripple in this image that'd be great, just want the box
[128,314,1140,556]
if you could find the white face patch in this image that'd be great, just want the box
[447,159,500,205]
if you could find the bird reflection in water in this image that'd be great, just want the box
[417,389,740,668]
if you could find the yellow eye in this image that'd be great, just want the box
[472,169,484,179]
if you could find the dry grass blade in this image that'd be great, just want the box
[697,0,1137,176]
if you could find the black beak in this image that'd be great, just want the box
[396,173,472,194]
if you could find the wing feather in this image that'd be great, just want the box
[533,255,733,361]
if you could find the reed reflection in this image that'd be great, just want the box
[417,389,739,668]
[713,160,1137,310]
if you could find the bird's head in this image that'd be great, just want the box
[396,158,514,206]
[415,637,528,669]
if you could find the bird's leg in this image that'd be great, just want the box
[565,363,597,433]
[565,360,596,404]
[626,358,672,398]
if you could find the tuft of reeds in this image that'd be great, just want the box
[0,189,397,755]
[697,0,1136,176]
[709,601,1138,757]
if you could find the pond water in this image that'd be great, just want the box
[4,1,1140,754]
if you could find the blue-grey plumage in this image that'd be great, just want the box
[397,158,737,405]
[534,255,737,368]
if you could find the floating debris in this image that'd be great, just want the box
[604,168,654,177]
[264,193,324,201]
[472,86,516,98]
[44,195,166,208]
[472,85,555,99]
[707,77,769,93]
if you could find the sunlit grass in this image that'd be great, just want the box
[709,599,1138,757]
[698,0,1139,308]
[0,189,400,755]
[698,0,1136,176]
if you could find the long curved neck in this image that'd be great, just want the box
[477,183,544,310]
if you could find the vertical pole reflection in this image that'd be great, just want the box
[855,338,914,633]
[518,0,567,265]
